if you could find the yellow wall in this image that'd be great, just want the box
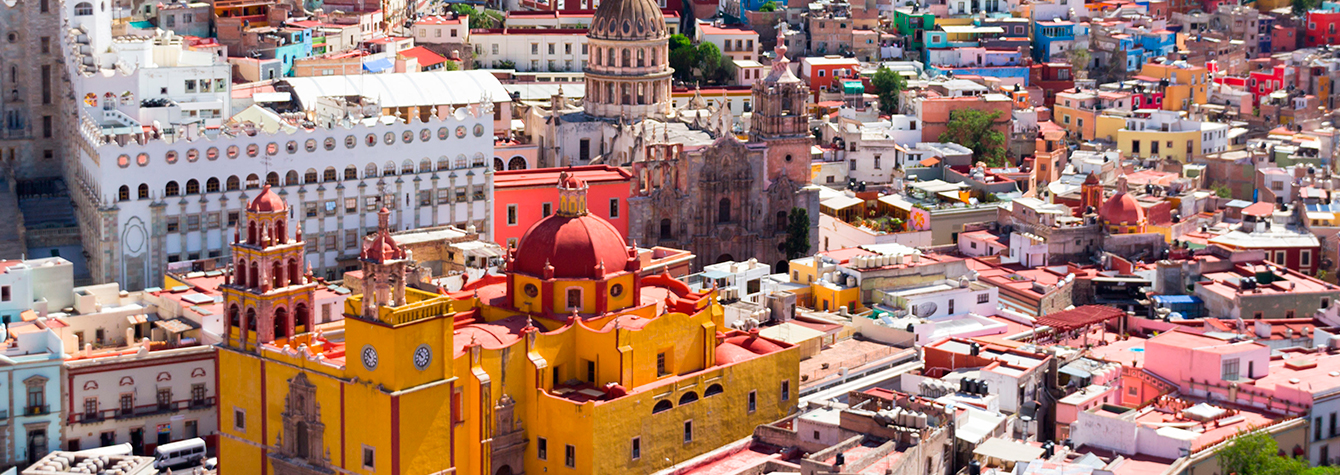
[1095,114,1125,142]
[1116,128,1200,162]
[1139,63,1208,110]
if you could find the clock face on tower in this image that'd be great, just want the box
[413,344,432,370]
[361,345,379,371]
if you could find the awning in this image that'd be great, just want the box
[464,246,502,258]
[1059,365,1092,379]
[362,58,394,73]
[154,317,198,334]
[973,437,1045,463]
[126,314,150,325]
[919,157,941,167]
[822,194,864,211]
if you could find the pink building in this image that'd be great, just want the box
[1144,331,1271,395]
[492,166,634,249]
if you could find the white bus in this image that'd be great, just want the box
[153,438,207,469]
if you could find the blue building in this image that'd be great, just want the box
[0,323,66,469]
[271,28,314,77]
[1033,20,1077,62]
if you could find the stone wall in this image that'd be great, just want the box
[0,0,69,180]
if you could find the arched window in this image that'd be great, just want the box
[228,304,240,327]
[289,259,300,286]
[323,167,337,182]
[651,48,658,66]
[206,177,220,193]
[678,392,699,405]
[508,156,527,170]
[776,211,788,232]
[137,184,148,199]
[383,161,396,176]
[273,306,288,338]
[227,176,241,191]
[74,2,93,15]
[472,153,486,167]
[607,48,615,67]
[285,170,299,186]
[272,261,284,289]
[401,160,415,175]
[185,179,199,195]
[247,221,257,245]
[419,158,431,173]
[438,157,450,171]
[118,185,129,201]
[494,157,505,171]
[304,169,318,184]
[718,198,731,223]
[622,48,631,67]
[652,399,673,414]
[637,48,645,67]
[245,174,260,189]
[344,166,358,180]
[704,384,723,397]
[248,262,259,289]
[165,181,180,197]
[660,219,672,239]
[365,163,378,178]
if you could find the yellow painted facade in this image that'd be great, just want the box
[218,174,799,475]
[1139,63,1209,111]
[1115,127,1201,163]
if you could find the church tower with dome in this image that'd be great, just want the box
[1099,175,1148,234]
[221,184,319,352]
[218,176,799,475]
[583,0,674,119]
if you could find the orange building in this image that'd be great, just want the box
[1139,62,1209,111]
[492,165,634,250]
[914,94,1014,145]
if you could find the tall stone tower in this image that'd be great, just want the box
[359,207,409,319]
[750,33,813,185]
[222,185,319,352]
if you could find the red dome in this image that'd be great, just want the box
[248,185,286,212]
[1099,192,1145,225]
[1083,173,1100,185]
[512,214,630,279]
[362,233,405,263]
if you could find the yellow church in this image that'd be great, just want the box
[217,171,800,475]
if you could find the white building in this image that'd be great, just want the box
[64,7,505,289]
[695,23,760,62]
[470,29,590,72]
[0,259,76,324]
[414,14,469,45]
[63,344,217,454]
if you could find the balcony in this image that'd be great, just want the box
[23,405,50,417]
[67,397,216,425]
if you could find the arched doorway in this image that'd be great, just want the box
[508,156,527,170]
[776,260,788,273]
[274,307,288,340]
[716,254,735,264]
[295,303,310,334]
[495,465,513,475]
[493,157,505,171]
[718,198,731,223]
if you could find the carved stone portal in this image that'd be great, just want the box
[270,373,333,475]
[490,394,527,475]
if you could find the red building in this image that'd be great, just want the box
[1306,8,1340,47]
[1208,202,1322,275]
[1274,24,1299,53]
[492,165,634,249]
[1029,62,1075,108]
[1247,61,1292,106]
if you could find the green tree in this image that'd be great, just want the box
[1294,0,1318,16]
[1212,184,1232,198]
[938,109,1008,167]
[669,34,697,82]
[758,0,778,11]
[696,42,723,82]
[1219,430,1340,475]
[450,4,502,29]
[441,59,460,71]
[785,207,811,260]
[870,66,908,114]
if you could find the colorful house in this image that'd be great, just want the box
[1139,62,1209,111]
[492,165,634,250]
[1306,2,1340,47]
[217,175,799,475]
